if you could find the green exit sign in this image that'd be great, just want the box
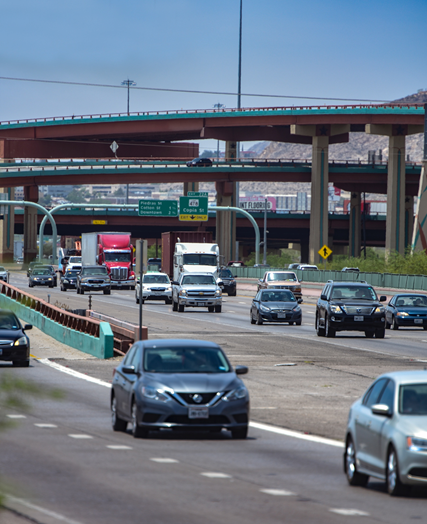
[138,200,178,217]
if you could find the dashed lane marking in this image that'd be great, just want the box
[106,445,133,450]
[330,509,370,516]
[150,458,179,463]
[68,434,93,439]
[200,472,232,478]
[260,489,295,496]
[34,423,57,428]
[7,414,26,419]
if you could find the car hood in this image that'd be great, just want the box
[267,281,299,286]
[396,307,427,314]
[0,329,25,342]
[143,372,240,392]
[181,284,218,291]
[143,283,170,289]
[260,301,297,308]
[330,299,380,307]
[396,415,427,437]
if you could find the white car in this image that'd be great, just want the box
[135,272,172,305]
[297,264,319,271]
[0,266,9,283]
[67,256,82,271]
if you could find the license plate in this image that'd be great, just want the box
[188,406,209,419]
[153,292,162,295]
[277,313,286,319]
[197,302,205,307]
[414,319,423,324]
[354,316,364,321]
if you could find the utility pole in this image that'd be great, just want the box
[263,198,268,265]
[121,79,136,115]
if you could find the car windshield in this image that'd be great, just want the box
[33,270,50,275]
[0,267,5,272]
[261,291,295,302]
[399,384,427,415]
[330,286,377,300]
[143,346,230,373]
[220,269,233,278]
[143,275,170,284]
[396,296,427,307]
[267,272,296,282]
[104,252,131,262]
[182,275,215,285]
[65,270,79,277]
[69,257,81,264]
[82,268,107,275]
[182,254,217,266]
[0,312,19,330]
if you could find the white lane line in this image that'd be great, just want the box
[38,358,111,388]
[68,434,93,439]
[330,509,370,516]
[150,458,179,463]
[249,421,344,448]
[239,302,246,304]
[251,407,277,410]
[260,489,294,496]
[34,423,58,428]
[107,445,133,450]
[201,472,232,478]
[6,495,84,524]
[7,414,26,419]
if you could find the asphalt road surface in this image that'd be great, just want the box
[1,270,427,523]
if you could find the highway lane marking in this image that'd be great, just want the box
[7,414,26,418]
[34,423,57,428]
[68,434,93,439]
[6,495,84,524]
[201,472,231,478]
[330,509,370,516]
[107,445,133,450]
[150,458,179,463]
[260,489,294,496]
[38,358,111,388]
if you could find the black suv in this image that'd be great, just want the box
[316,281,387,338]
[186,157,212,167]
[219,267,237,296]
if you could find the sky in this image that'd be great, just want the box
[1,0,427,152]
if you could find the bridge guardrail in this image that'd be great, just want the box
[0,281,114,359]
[231,267,427,292]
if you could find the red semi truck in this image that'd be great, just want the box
[81,232,135,289]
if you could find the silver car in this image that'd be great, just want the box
[0,266,9,283]
[345,370,427,495]
[135,272,172,304]
[111,339,249,439]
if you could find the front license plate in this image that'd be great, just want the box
[197,302,205,307]
[414,319,423,324]
[354,316,364,321]
[277,313,286,319]
[188,406,209,419]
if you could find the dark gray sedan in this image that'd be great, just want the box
[250,289,302,325]
[29,268,55,288]
[385,294,427,330]
[111,339,249,439]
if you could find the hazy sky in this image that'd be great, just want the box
[1,0,426,151]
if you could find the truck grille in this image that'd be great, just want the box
[341,306,374,315]
[187,290,216,298]
[110,267,128,281]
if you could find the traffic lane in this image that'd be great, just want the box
[2,364,425,524]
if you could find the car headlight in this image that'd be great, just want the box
[396,311,409,317]
[166,287,172,292]
[407,436,427,451]
[223,387,247,402]
[330,305,342,313]
[14,336,27,346]
[141,386,170,402]
[260,305,271,312]
[63,279,69,283]
[47,278,52,281]
[81,278,88,283]
[179,289,188,297]
[130,274,135,280]
[293,305,301,312]
[215,289,222,297]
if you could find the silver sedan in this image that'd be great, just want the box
[344,370,427,495]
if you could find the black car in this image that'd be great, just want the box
[316,281,387,338]
[147,258,162,271]
[219,268,237,296]
[186,157,213,167]
[34,264,58,286]
[29,268,55,288]
[111,339,249,439]
[250,289,302,325]
[385,293,427,330]
[0,310,32,367]
[60,269,80,291]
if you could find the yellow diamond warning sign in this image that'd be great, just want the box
[318,245,332,260]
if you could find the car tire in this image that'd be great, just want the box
[80,288,85,295]
[316,313,325,337]
[215,305,222,313]
[12,360,30,368]
[178,301,184,313]
[386,446,405,496]
[136,294,139,304]
[228,290,237,297]
[391,316,399,330]
[325,316,335,338]
[103,289,111,295]
[172,299,178,312]
[256,313,263,325]
[208,306,215,313]
[111,395,127,432]
[131,403,148,438]
[165,298,172,305]
[375,328,385,338]
[250,312,256,324]
[231,426,248,439]
[29,283,33,288]
[345,436,369,486]
[296,320,302,326]
[365,331,374,338]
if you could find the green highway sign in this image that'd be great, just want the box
[179,196,208,221]
[187,191,209,197]
[138,199,178,217]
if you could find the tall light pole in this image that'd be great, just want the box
[213,103,225,160]
[121,79,136,115]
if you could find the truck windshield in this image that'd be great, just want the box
[183,254,217,266]
[104,252,131,262]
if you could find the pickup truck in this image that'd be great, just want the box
[171,272,223,313]
[76,265,111,295]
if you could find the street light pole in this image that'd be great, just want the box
[263,198,268,265]
[121,79,136,115]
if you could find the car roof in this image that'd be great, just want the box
[181,272,215,276]
[329,281,371,286]
[143,272,168,276]
[374,370,427,385]
[139,338,221,350]
[393,293,427,297]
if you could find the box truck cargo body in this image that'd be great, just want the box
[161,231,213,278]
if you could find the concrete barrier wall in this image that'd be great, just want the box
[0,292,114,359]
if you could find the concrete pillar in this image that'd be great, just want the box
[405,195,414,251]
[0,187,15,263]
[349,192,361,258]
[23,186,39,264]
[412,162,427,252]
[215,141,237,263]
[183,182,199,196]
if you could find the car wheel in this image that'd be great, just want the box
[325,316,335,338]
[29,283,33,288]
[231,426,248,439]
[385,319,391,329]
[256,312,263,325]
[12,360,30,368]
[386,446,405,496]
[104,289,111,295]
[228,290,237,297]
[208,306,215,312]
[80,288,85,295]
[250,312,256,324]
[365,331,374,338]
[296,320,302,326]
[345,436,369,486]
[172,299,178,311]
[111,395,127,432]
[215,305,222,313]
[178,301,184,313]
[391,316,399,330]
[316,313,325,337]
[375,328,385,338]
[61,285,66,292]
[131,402,148,438]
[135,294,139,304]
[289,322,294,325]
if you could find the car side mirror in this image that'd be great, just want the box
[23,324,33,330]
[218,281,224,288]
[380,296,387,302]
[122,365,137,375]
[297,299,303,304]
[235,365,248,375]
[371,403,392,417]
[320,294,327,300]
[258,279,263,283]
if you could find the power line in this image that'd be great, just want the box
[0,75,391,104]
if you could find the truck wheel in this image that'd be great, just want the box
[178,301,184,313]
[208,306,215,312]
[80,288,85,295]
[215,305,222,313]
[104,289,111,295]
[135,294,139,304]
[172,300,178,311]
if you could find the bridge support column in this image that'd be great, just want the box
[412,161,427,252]
[349,192,361,258]
[183,182,199,195]
[405,195,414,250]
[23,186,39,264]
[0,153,16,262]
